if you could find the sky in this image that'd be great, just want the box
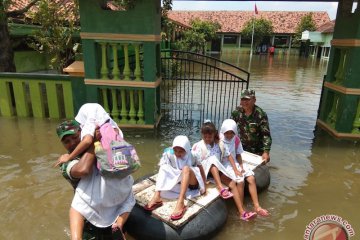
[172,1,339,20]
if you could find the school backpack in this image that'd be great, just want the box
[95,139,141,178]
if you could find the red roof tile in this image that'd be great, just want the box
[316,20,335,33]
[7,0,76,20]
[168,11,330,34]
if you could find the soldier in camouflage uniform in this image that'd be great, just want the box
[231,89,272,163]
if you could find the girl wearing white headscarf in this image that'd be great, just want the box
[220,119,254,179]
[144,136,206,221]
[220,119,269,217]
[56,103,124,167]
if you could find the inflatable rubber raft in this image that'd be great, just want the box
[125,151,270,240]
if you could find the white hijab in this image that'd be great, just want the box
[220,119,239,158]
[220,119,238,138]
[172,135,192,169]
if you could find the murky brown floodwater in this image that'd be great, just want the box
[0,53,359,240]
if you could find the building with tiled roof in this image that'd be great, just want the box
[7,0,76,22]
[168,10,331,53]
[316,20,335,33]
[301,20,335,59]
[168,10,330,34]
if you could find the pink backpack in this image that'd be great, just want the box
[96,123,141,177]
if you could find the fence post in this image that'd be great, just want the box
[0,80,14,116]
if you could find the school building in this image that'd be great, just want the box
[168,10,331,53]
[301,20,335,59]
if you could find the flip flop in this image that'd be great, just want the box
[219,188,233,199]
[256,208,269,217]
[240,211,257,221]
[144,201,163,211]
[170,206,187,221]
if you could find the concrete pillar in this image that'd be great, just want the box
[221,34,224,49]
[317,0,360,139]
[238,35,241,48]
[288,35,292,52]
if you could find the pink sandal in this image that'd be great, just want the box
[219,188,233,199]
[240,211,257,221]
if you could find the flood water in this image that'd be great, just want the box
[0,53,359,239]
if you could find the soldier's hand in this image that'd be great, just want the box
[262,152,270,163]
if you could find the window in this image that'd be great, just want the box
[223,35,238,44]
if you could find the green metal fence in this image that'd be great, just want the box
[0,73,85,119]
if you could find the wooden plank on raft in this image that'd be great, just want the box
[132,153,263,228]
[133,175,220,228]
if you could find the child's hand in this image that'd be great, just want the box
[54,154,70,167]
[234,169,243,177]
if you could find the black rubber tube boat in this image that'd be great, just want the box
[125,163,270,240]
[126,197,227,240]
[250,164,271,193]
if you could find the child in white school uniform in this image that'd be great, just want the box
[56,103,123,166]
[192,121,256,221]
[220,119,269,217]
[144,135,206,221]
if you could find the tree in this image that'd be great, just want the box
[29,0,79,72]
[293,13,317,46]
[296,13,317,34]
[0,0,40,72]
[176,18,221,53]
[241,18,273,45]
[160,0,174,41]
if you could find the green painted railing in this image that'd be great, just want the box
[0,73,84,119]
[352,100,360,133]
[93,41,147,125]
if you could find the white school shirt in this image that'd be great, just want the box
[221,136,244,162]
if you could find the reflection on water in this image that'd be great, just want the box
[0,53,359,239]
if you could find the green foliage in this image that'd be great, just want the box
[0,1,5,21]
[29,0,79,72]
[176,18,221,53]
[162,0,173,16]
[241,18,273,44]
[296,13,317,33]
[292,13,317,46]
[110,0,137,10]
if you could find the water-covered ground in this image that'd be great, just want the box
[0,53,358,239]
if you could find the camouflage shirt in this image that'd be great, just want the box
[231,105,272,155]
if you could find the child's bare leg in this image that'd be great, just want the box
[221,175,245,216]
[147,191,162,207]
[210,165,224,191]
[69,207,84,240]
[247,176,260,210]
[237,181,245,203]
[173,166,197,214]
[247,176,268,214]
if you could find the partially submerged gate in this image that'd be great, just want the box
[161,50,250,126]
